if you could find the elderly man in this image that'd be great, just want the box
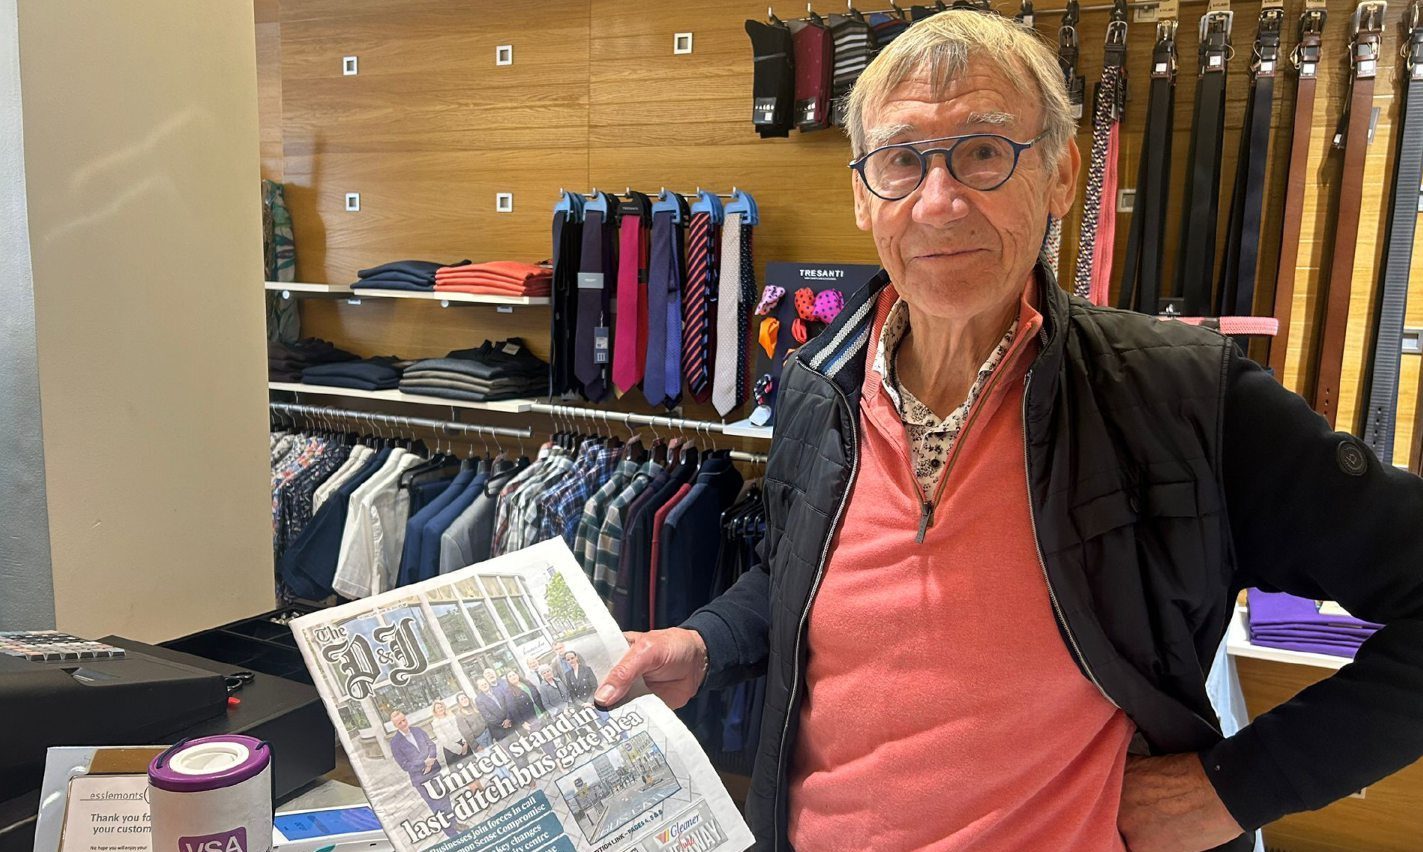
[595,11,1423,852]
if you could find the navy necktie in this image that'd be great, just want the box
[576,211,612,402]
[644,210,675,407]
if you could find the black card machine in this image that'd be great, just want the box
[0,632,227,799]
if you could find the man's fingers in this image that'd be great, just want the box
[596,639,658,708]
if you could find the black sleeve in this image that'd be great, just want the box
[1201,354,1423,830]
[681,536,772,691]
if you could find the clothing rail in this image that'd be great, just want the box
[268,402,532,440]
[529,402,739,437]
[271,401,768,464]
[528,403,769,464]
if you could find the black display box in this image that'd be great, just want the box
[0,608,336,852]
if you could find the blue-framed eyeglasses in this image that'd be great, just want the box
[849,131,1050,200]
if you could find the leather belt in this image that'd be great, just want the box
[1118,21,1178,314]
[1362,0,1423,459]
[1058,0,1086,122]
[1217,4,1283,350]
[1313,1,1386,427]
[1074,6,1128,303]
[1172,9,1232,317]
[1267,8,1326,378]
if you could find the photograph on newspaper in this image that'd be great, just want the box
[290,538,753,852]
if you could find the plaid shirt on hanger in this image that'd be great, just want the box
[575,458,639,578]
[592,460,664,603]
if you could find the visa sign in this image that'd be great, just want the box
[179,827,247,852]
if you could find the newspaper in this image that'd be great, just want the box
[290,538,753,852]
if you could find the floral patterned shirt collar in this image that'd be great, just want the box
[871,297,1018,496]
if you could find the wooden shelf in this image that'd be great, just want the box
[264,281,549,307]
[265,281,345,295]
[1225,605,1349,671]
[267,382,535,414]
[721,417,774,441]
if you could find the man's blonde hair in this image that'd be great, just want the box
[844,12,1073,165]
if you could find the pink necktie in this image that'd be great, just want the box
[612,214,645,393]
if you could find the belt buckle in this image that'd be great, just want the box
[1350,1,1387,36]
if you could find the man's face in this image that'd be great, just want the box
[483,668,497,683]
[391,712,409,734]
[852,61,1079,320]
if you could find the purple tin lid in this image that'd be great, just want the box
[148,735,270,792]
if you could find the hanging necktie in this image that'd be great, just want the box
[1117,19,1178,314]
[1073,13,1127,303]
[644,195,688,408]
[549,203,583,397]
[612,192,651,395]
[575,195,616,402]
[1266,8,1326,378]
[1313,1,1385,426]
[682,211,718,403]
[1361,0,1423,460]
[713,213,747,416]
[1217,5,1283,345]
[734,221,756,411]
[665,198,687,407]
[1172,8,1232,317]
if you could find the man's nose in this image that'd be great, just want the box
[911,154,971,225]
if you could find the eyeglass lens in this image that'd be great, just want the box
[863,136,1017,198]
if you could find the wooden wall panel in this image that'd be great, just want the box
[587,0,878,267]
[258,0,1423,443]
[256,0,283,180]
[1237,657,1423,850]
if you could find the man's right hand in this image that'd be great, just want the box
[594,628,708,710]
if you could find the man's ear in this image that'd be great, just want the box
[853,172,873,231]
[1048,137,1081,221]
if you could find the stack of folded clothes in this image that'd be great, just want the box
[300,356,409,391]
[269,338,357,382]
[350,259,471,292]
[434,261,552,298]
[399,338,548,402]
[1247,589,1382,658]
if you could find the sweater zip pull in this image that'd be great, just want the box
[916,500,934,543]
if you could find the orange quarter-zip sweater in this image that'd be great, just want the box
[787,280,1134,851]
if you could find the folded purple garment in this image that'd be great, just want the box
[1246,589,1383,630]
[1248,635,1361,659]
[1250,624,1374,643]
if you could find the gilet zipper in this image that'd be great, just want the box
[1021,369,1118,708]
[773,373,861,851]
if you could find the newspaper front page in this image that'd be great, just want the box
[290,538,753,852]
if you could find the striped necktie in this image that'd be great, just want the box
[682,212,716,403]
[712,213,744,416]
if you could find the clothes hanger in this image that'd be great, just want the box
[554,188,586,224]
[806,3,826,27]
[846,1,866,22]
[691,189,725,226]
[724,188,760,227]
